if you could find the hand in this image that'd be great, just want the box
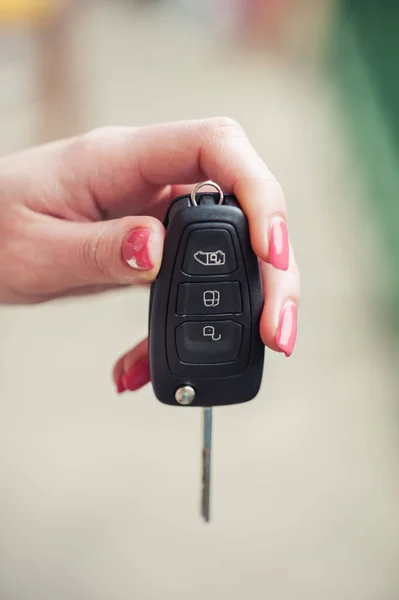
[0,118,300,393]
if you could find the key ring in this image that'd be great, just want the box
[191,180,224,206]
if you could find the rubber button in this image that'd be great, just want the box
[176,282,242,315]
[182,229,236,275]
[176,321,242,364]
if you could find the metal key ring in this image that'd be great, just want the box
[190,180,224,206]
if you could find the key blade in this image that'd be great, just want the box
[201,407,212,522]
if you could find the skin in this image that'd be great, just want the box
[0,117,300,388]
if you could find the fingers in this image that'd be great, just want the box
[259,242,300,356]
[113,338,150,394]
[112,244,299,396]
[71,118,289,268]
[46,215,165,289]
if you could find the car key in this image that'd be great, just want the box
[148,181,265,522]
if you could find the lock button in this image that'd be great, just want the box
[175,321,243,364]
[176,282,242,315]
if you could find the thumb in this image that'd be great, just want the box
[54,216,165,288]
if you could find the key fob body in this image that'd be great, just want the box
[149,191,264,407]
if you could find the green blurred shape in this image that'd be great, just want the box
[329,1,399,330]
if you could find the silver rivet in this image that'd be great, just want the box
[175,385,195,405]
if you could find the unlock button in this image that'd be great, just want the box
[176,321,243,364]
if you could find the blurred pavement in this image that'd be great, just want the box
[0,3,399,599]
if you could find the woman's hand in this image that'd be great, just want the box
[0,118,300,392]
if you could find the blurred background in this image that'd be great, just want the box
[1,1,399,598]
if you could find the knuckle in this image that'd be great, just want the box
[63,128,110,161]
[289,262,301,296]
[80,126,116,144]
[59,133,90,174]
[82,126,138,148]
[253,177,286,214]
[207,116,245,140]
[266,179,285,206]
[81,127,116,153]
[64,127,133,163]
[290,260,300,280]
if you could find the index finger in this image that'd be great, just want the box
[77,117,289,269]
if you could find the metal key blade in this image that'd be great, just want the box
[201,407,212,522]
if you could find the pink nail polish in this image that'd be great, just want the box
[276,302,297,357]
[116,378,126,394]
[122,358,151,392]
[269,218,289,271]
[123,229,152,270]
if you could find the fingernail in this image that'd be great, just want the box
[116,378,126,394]
[269,217,289,271]
[276,302,297,357]
[123,229,153,270]
[122,358,151,392]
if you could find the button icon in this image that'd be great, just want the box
[176,282,242,316]
[176,321,243,364]
[203,290,220,308]
[202,325,222,341]
[194,250,226,266]
[183,230,236,275]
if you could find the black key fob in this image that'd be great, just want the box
[149,181,264,407]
